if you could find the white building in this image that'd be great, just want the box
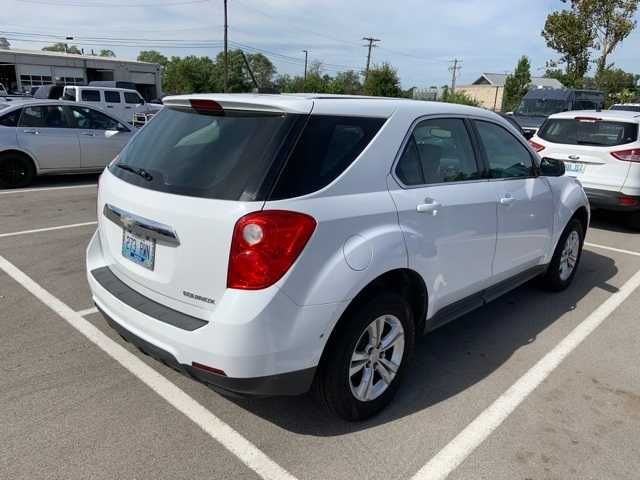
[0,48,162,99]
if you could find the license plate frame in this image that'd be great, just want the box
[121,229,156,270]
[564,162,586,174]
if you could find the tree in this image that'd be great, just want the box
[99,49,116,58]
[585,67,638,105]
[503,56,532,112]
[211,49,252,92]
[0,37,10,49]
[362,63,402,97]
[583,0,640,76]
[326,70,362,95]
[542,5,595,86]
[137,50,169,67]
[440,86,481,107]
[42,43,81,54]
[246,53,276,89]
[163,55,216,94]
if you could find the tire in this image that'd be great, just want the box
[0,153,35,189]
[312,292,415,421]
[626,211,640,231]
[539,218,584,291]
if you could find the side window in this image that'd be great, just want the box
[19,105,70,128]
[474,121,533,179]
[70,106,123,131]
[104,91,121,103]
[270,115,386,199]
[124,92,141,104]
[396,118,480,186]
[62,87,76,101]
[81,89,101,102]
[0,109,20,127]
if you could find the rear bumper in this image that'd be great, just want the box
[86,229,343,396]
[584,188,640,212]
[100,306,316,396]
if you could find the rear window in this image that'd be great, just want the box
[110,107,300,200]
[0,108,19,127]
[610,105,640,113]
[539,118,639,147]
[270,115,385,199]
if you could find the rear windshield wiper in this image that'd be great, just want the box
[114,163,153,181]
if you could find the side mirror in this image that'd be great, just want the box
[523,130,535,140]
[540,157,565,177]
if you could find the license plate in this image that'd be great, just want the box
[122,230,155,270]
[565,162,586,174]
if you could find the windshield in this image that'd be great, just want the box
[539,118,639,147]
[110,107,300,200]
[516,98,569,117]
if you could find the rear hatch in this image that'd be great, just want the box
[98,96,312,316]
[536,115,638,191]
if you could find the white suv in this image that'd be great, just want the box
[87,94,589,420]
[530,110,640,229]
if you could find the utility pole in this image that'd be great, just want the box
[223,0,228,93]
[449,58,462,92]
[362,37,380,81]
[302,49,308,92]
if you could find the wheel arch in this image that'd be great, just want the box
[0,148,39,173]
[317,268,428,369]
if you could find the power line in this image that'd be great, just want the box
[14,0,209,7]
[362,37,380,81]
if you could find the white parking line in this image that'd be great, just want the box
[0,255,297,480]
[0,222,97,239]
[76,306,99,317]
[0,184,96,195]
[411,266,640,480]
[585,242,640,257]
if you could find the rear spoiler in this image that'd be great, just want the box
[162,95,312,115]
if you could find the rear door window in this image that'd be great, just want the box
[0,108,20,127]
[110,107,299,200]
[270,115,385,199]
[474,120,533,179]
[70,106,124,131]
[539,118,639,147]
[104,91,121,103]
[81,90,101,102]
[19,105,70,129]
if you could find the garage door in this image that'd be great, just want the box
[130,71,156,84]
[53,67,85,85]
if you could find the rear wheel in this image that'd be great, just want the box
[539,218,584,291]
[313,292,415,421]
[626,211,640,231]
[0,153,35,189]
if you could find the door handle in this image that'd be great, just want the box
[106,105,114,108]
[416,199,442,215]
[23,129,39,135]
[80,132,95,137]
[125,106,132,109]
[499,195,516,206]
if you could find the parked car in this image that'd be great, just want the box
[609,103,640,113]
[510,88,605,138]
[61,85,161,125]
[32,84,65,100]
[0,100,134,188]
[530,110,640,229]
[87,94,589,420]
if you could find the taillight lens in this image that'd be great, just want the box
[611,149,640,163]
[529,140,545,152]
[227,210,316,290]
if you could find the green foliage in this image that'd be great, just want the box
[42,43,81,54]
[137,50,169,67]
[542,7,594,87]
[503,56,532,112]
[99,49,115,58]
[163,55,216,94]
[585,68,639,105]
[326,70,362,95]
[440,87,481,107]
[363,63,402,97]
[246,53,276,88]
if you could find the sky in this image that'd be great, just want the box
[3,0,640,89]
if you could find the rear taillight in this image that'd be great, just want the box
[227,210,316,290]
[529,140,545,152]
[618,195,640,207]
[611,149,640,163]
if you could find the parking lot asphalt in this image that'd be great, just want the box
[1,176,639,480]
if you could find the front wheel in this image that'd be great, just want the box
[539,218,584,291]
[312,292,415,421]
